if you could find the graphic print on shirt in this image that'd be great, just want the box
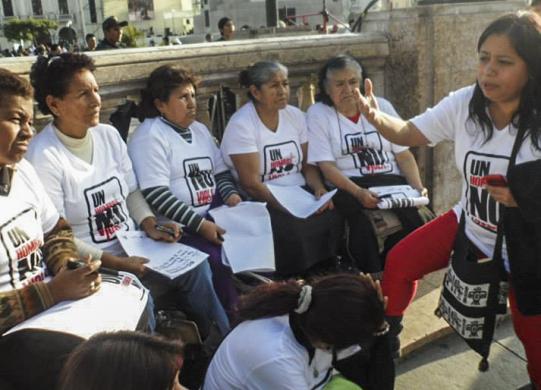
[343,130,392,175]
[263,141,301,181]
[84,177,130,244]
[463,151,509,233]
[183,157,215,208]
[0,207,45,288]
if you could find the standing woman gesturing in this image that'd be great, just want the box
[356,11,541,387]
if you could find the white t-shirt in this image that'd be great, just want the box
[0,159,59,292]
[221,102,306,186]
[26,123,137,256]
[307,99,408,178]
[411,85,541,261]
[128,118,228,216]
[204,315,337,390]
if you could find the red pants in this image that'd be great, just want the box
[382,210,541,386]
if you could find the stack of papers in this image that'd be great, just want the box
[5,272,148,339]
[209,202,275,274]
[117,231,208,279]
[266,184,337,218]
[369,185,429,209]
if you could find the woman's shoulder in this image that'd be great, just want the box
[306,102,332,117]
[223,102,257,140]
[229,101,255,123]
[443,84,476,107]
[91,123,129,151]
[16,159,44,189]
[129,117,163,142]
[26,123,59,162]
[190,120,212,135]
[236,316,306,358]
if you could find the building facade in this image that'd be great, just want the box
[0,0,194,49]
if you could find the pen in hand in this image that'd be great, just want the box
[67,260,119,277]
[155,224,179,237]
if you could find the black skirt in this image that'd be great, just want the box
[269,207,344,276]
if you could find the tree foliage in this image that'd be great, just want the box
[121,25,144,48]
[3,18,58,45]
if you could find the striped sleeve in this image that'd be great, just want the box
[0,282,56,334]
[215,171,240,202]
[141,186,204,232]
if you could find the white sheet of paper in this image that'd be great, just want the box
[5,272,148,339]
[266,184,337,219]
[369,185,430,209]
[209,202,275,274]
[117,231,208,279]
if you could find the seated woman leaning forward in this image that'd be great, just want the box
[128,65,240,314]
[25,54,229,338]
[203,273,394,390]
[0,68,101,390]
[306,55,427,274]
[220,61,344,277]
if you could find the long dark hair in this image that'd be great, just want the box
[468,11,541,150]
[137,64,200,121]
[238,273,385,348]
[30,52,96,116]
[59,331,183,390]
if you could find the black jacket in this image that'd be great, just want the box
[504,159,541,315]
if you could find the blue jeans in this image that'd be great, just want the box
[142,261,230,337]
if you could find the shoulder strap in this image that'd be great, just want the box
[493,125,527,261]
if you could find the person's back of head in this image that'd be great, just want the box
[59,331,184,390]
[238,273,387,349]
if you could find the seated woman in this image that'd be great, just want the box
[307,55,426,273]
[59,331,187,390]
[203,273,394,390]
[128,65,240,314]
[0,68,101,390]
[220,61,343,277]
[26,53,229,338]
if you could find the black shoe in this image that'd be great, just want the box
[386,315,403,359]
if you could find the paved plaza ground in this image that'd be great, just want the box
[396,318,529,390]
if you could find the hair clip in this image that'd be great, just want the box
[47,56,62,68]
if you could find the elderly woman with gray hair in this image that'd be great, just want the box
[220,61,343,277]
[306,55,427,274]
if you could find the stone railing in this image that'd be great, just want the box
[0,0,528,213]
[0,33,389,133]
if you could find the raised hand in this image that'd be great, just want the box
[355,78,380,124]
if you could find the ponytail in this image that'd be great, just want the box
[237,273,385,348]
